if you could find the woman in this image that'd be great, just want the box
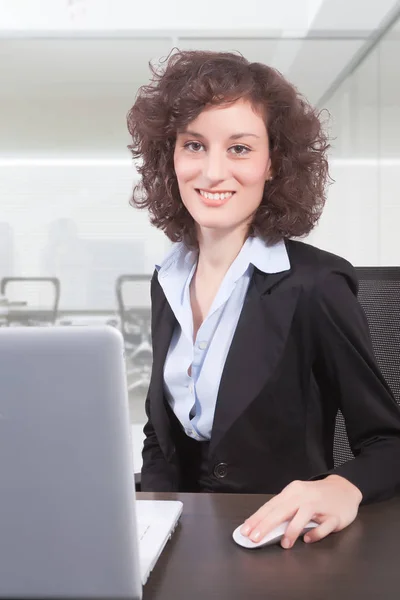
[127,50,400,549]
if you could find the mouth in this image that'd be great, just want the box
[196,189,235,207]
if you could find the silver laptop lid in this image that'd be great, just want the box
[0,325,142,599]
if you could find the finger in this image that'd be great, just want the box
[303,517,338,544]
[281,507,317,549]
[240,494,283,535]
[240,481,306,536]
[247,501,299,543]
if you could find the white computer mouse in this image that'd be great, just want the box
[232,519,318,549]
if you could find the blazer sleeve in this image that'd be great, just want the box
[140,271,176,492]
[141,392,176,491]
[311,263,400,503]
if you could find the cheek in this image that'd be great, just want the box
[174,155,199,184]
[236,160,269,187]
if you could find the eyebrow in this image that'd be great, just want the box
[179,130,260,140]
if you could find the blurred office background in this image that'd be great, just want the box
[0,0,399,431]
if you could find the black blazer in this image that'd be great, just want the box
[141,239,400,502]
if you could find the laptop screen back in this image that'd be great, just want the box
[0,326,142,599]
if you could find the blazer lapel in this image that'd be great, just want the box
[209,268,300,454]
[148,279,177,460]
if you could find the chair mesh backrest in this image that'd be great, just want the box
[333,267,400,468]
[0,277,60,324]
[0,277,60,309]
[115,275,151,342]
[115,275,151,312]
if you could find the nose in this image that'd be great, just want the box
[202,148,229,185]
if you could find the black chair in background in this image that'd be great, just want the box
[0,277,61,326]
[333,267,400,468]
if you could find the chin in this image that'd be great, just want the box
[195,218,232,231]
[187,205,247,233]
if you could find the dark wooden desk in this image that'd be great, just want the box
[139,492,400,600]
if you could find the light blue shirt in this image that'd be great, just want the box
[156,236,290,441]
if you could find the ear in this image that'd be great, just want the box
[265,158,273,181]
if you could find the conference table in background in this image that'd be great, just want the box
[139,492,400,600]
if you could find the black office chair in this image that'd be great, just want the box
[333,267,400,468]
[0,277,61,326]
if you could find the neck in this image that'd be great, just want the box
[196,225,249,277]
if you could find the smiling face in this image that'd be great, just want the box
[173,99,272,239]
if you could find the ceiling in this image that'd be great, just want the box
[0,0,399,158]
[1,0,399,33]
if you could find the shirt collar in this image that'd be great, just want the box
[156,241,196,275]
[246,235,290,275]
[156,236,290,281]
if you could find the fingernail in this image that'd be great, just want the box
[241,525,251,536]
[251,530,261,541]
[282,538,291,549]
[304,535,310,543]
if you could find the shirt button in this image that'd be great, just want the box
[188,382,194,393]
[186,428,193,436]
[213,462,228,479]
[198,341,207,350]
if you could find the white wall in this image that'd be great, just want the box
[308,29,400,267]
[307,161,397,266]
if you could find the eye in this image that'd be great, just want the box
[229,145,251,156]
[183,142,204,153]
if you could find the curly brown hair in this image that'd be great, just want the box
[127,49,331,246]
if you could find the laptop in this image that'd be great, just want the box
[0,325,182,599]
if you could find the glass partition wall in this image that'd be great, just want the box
[1,22,399,426]
[310,15,400,266]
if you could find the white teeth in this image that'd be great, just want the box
[199,190,233,201]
